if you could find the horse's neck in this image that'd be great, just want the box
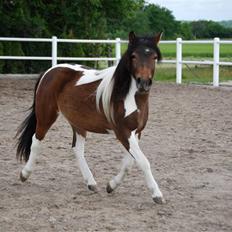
[111,57,131,102]
[113,58,150,113]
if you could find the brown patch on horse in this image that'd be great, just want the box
[35,68,82,139]
[58,78,112,134]
[135,92,149,134]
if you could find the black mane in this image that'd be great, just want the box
[111,35,162,102]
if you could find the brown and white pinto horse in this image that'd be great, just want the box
[16,31,165,204]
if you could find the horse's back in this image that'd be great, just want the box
[37,65,81,98]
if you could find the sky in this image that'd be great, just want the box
[147,0,232,21]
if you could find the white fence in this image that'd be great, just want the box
[161,38,232,87]
[0,36,231,87]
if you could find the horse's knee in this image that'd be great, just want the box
[123,154,134,169]
[136,156,150,171]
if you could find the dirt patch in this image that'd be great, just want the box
[0,78,232,231]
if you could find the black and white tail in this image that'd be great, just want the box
[16,73,43,162]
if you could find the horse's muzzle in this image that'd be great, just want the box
[136,78,152,92]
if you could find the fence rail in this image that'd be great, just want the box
[0,36,231,87]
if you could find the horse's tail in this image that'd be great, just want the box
[16,73,44,162]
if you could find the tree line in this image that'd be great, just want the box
[0,0,231,73]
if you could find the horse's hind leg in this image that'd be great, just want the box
[20,104,58,182]
[106,151,134,193]
[20,134,42,181]
[72,128,97,192]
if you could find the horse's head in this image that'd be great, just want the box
[127,31,162,93]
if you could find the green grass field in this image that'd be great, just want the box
[121,42,232,59]
[159,43,232,60]
[155,64,232,85]
[155,42,232,84]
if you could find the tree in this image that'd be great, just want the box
[1,1,230,73]
[116,3,179,39]
[144,4,180,39]
[179,22,193,39]
[191,20,232,38]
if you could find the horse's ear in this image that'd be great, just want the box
[129,31,136,44]
[154,32,163,44]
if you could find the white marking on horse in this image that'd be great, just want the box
[95,66,116,122]
[76,66,116,86]
[73,133,96,186]
[74,65,116,123]
[76,69,101,86]
[124,78,138,117]
[37,64,88,94]
[128,130,163,199]
[21,134,41,179]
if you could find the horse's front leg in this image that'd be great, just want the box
[113,130,165,204]
[73,132,97,192]
[129,131,165,203]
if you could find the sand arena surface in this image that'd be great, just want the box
[0,78,231,231]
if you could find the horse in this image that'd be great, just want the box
[16,31,165,204]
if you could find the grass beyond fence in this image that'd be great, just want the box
[155,64,232,84]
[155,42,232,84]
[159,43,232,60]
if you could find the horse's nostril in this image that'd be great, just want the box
[137,78,141,84]
[148,79,152,86]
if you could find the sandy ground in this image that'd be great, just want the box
[0,78,232,232]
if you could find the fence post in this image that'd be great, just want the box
[213,37,220,87]
[115,38,121,65]
[176,38,182,84]
[52,36,57,66]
